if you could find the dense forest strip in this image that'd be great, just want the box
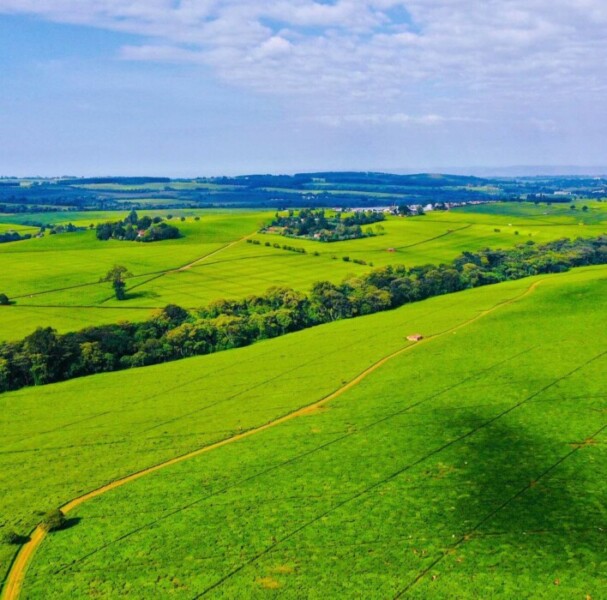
[1,278,543,600]
[1,235,605,394]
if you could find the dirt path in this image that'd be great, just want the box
[9,232,254,303]
[1,280,541,600]
[99,233,255,303]
[176,234,253,272]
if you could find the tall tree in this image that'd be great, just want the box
[100,265,133,300]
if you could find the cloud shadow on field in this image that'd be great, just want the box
[414,408,607,592]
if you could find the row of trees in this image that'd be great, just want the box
[0,236,605,393]
[0,230,32,244]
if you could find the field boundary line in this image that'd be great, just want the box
[48,347,535,575]
[194,347,607,599]
[7,232,254,304]
[394,223,472,251]
[0,278,541,600]
[98,232,256,304]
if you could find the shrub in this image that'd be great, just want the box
[40,509,66,532]
[2,530,24,545]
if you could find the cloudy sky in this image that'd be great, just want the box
[1,0,606,176]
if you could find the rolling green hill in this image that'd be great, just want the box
[0,201,606,343]
[1,265,606,598]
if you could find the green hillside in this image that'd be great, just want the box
[0,201,606,342]
[1,265,605,597]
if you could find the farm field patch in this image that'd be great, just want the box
[1,265,606,597]
[0,202,605,341]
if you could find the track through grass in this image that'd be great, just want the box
[1,278,546,600]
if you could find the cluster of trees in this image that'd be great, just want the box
[96,210,180,242]
[265,209,385,242]
[0,223,86,245]
[0,230,32,244]
[47,223,85,235]
[0,235,605,394]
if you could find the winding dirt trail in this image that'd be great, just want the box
[1,280,542,600]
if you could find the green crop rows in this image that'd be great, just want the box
[0,201,606,342]
[0,265,605,597]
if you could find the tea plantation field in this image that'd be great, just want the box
[0,201,606,341]
[1,265,606,598]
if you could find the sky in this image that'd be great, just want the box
[1,0,606,177]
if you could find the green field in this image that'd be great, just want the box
[0,202,606,342]
[1,265,606,597]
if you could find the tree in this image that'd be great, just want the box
[41,509,66,532]
[100,265,132,300]
[0,293,9,305]
[2,530,26,545]
[125,209,139,225]
[0,358,10,392]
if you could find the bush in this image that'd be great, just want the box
[0,293,9,305]
[2,530,25,545]
[41,509,66,532]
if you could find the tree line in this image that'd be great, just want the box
[0,230,33,244]
[0,235,605,393]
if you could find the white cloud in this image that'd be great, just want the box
[311,112,482,127]
[2,0,606,125]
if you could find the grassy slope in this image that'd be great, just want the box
[0,202,606,341]
[1,265,605,597]
[0,211,270,340]
[0,270,549,579]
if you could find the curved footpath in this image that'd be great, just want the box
[1,280,542,600]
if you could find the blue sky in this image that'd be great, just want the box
[1,1,606,176]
